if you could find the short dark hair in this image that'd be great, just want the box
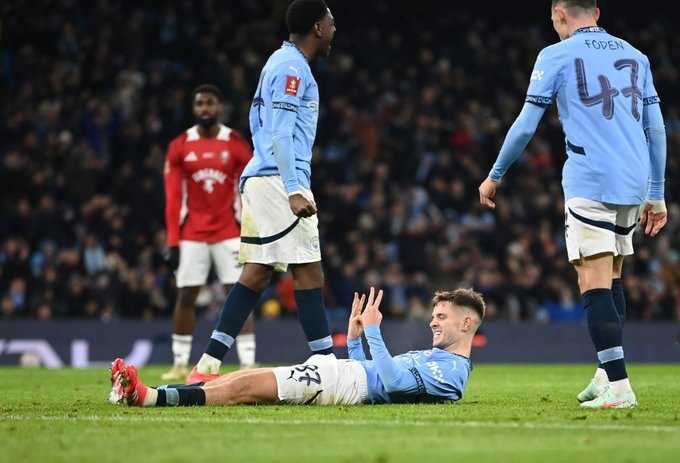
[192,84,224,102]
[286,0,328,35]
[432,289,486,323]
[551,0,597,11]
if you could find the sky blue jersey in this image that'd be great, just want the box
[348,326,471,404]
[242,41,320,194]
[490,27,666,205]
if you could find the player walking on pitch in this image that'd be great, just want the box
[110,287,484,407]
[478,0,667,408]
[163,85,256,380]
[186,0,337,384]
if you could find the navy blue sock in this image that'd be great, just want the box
[611,278,626,321]
[598,279,626,370]
[157,386,206,406]
[584,288,627,382]
[295,288,333,355]
[156,388,167,406]
[205,283,261,360]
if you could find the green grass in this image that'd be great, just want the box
[1,364,679,462]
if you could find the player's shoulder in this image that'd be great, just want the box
[536,40,571,63]
[167,131,189,155]
[217,125,249,145]
[268,47,311,78]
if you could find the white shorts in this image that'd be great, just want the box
[273,354,368,406]
[565,197,640,262]
[175,238,241,288]
[239,176,321,272]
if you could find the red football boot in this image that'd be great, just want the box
[109,358,148,407]
[186,366,220,385]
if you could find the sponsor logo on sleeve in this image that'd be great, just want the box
[285,75,301,96]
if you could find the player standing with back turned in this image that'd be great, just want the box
[478,0,667,408]
[187,0,337,383]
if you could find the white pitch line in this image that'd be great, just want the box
[2,414,680,434]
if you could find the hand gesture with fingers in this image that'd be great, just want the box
[639,200,667,237]
[347,292,366,339]
[360,287,384,328]
[478,177,499,210]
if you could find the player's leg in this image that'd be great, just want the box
[193,263,272,380]
[111,358,278,407]
[565,198,635,408]
[162,286,201,380]
[290,261,333,355]
[585,255,626,391]
[163,241,211,380]
[210,237,258,369]
[237,313,257,368]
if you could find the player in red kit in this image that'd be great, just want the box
[162,85,256,380]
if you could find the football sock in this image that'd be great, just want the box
[171,334,192,367]
[611,278,626,321]
[295,288,333,355]
[155,386,206,406]
[204,283,261,363]
[584,288,628,384]
[596,279,626,373]
[236,333,256,367]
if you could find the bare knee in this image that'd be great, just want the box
[176,287,199,310]
[291,261,324,289]
[238,264,273,293]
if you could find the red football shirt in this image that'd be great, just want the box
[164,125,252,246]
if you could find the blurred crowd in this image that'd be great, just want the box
[2,0,679,324]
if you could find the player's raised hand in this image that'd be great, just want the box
[640,200,667,237]
[478,177,499,210]
[360,287,384,328]
[289,193,317,218]
[347,292,366,339]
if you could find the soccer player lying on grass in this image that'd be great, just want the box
[109,287,485,407]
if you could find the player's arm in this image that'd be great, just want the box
[479,103,547,208]
[360,288,419,392]
[163,139,183,269]
[480,47,563,209]
[347,292,367,361]
[640,58,668,237]
[270,63,316,218]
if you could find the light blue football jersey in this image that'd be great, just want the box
[242,41,320,194]
[526,27,660,205]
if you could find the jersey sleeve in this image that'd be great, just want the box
[525,46,565,108]
[411,362,464,402]
[642,55,661,106]
[363,325,419,393]
[270,61,307,194]
[164,138,184,247]
[346,337,367,361]
[231,131,253,179]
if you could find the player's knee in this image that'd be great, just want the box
[291,262,324,289]
[176,288,199,309]
[239,265,272,293]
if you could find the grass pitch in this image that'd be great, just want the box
[1,364,679,462]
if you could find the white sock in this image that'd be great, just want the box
[196,353,221,374]
[594,367,608,385]
[172,334,193,367]
[143,387,158,407]
[236,333,256,367]
[609,378,632,395]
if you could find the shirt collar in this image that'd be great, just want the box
[283,40,309,61]
[572,26,606,36]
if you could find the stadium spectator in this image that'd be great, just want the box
[1,1,678,322]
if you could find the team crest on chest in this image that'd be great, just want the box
[192,168,226,193]
[220,150,230,163]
